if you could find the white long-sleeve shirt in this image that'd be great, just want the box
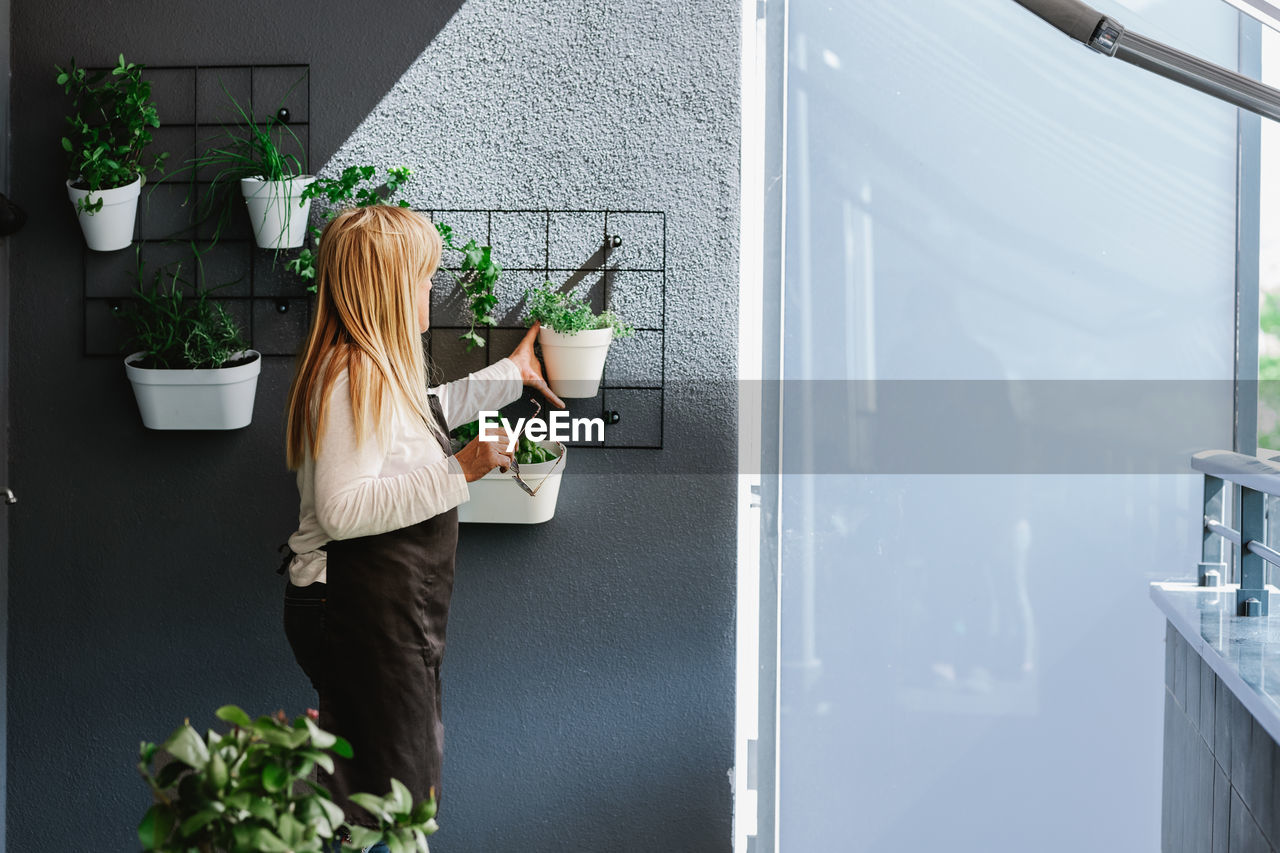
[286,357,524,586]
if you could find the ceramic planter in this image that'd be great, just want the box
[240,176,315,249]
[458,441,567,524]
[66,175,141,251]
[124,350,261,430]
[538,326,614,398]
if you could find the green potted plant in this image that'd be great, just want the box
[522,281,634,398]
[119,256,261,430]
[138,705,438,852]
[451,412,568,524]
[187,84,313,250]
[56,54,165,251]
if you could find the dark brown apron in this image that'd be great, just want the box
[282,395,458,829]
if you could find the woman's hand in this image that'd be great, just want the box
[508,323,566,409]
[454,426,513,482]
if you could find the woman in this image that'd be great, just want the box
[279,204,562,848]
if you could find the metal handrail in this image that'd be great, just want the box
[1194,450,1277,616]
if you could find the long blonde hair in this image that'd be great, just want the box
[285,205,444,471]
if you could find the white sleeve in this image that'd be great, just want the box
[313,372,470,541]
[430,357,525,430]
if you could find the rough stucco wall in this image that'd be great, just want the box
[7,0,739,850]
[325,1,741,849]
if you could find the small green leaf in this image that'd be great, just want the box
[389,777,412,818]
[214,704,252,728]
[262,760,288,792]
[138,804,176,849]
[178,808,220,838]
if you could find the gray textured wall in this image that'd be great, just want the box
[6,1,739,850]
[1163,623,1280,852]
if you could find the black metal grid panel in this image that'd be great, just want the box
[77,71,668,449]
[81,63,313,360]
[424,209,666,450]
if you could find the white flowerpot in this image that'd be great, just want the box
[124,350,261,430]
[66,175,141,251]
[458,441,567,524]
[538,326,614,399]
[240,176,315,249]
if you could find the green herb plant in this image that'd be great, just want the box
[165,78,308,248]
[433,222,503,352]
[522,281,634,338]
[138,705,438,852]
[55,54,165,213]
[451,415,561,464]
[286,165,414,289]
[119,253,250,370]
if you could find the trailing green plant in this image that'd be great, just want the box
[137,704,438,852]
[522,281,634,337]
[55,54,165,212]
[434,222,502,351]
[286,165,414,289]
[451,415,561,464]
[119,253,249,369]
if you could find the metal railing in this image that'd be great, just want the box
[1192,450,1280,616]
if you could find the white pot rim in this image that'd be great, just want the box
[125,350,261,385]
[240,174,316,190]
[538,325,614,347]
[66,175,142,201]
[477,440,568,481]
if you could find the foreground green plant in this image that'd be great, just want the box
[55,54,165,212]
[138,705,438,852]
[120,255,249,369]
[287,165,414,289]
[522,281,633,337]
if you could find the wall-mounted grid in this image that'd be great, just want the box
[424,210,666,450]
[75,68,666,448]
[81,63,313,361]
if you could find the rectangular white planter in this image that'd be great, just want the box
[124,350,261,430]
[458,441,566,524]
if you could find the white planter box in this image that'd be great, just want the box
[538,326,613,399]
[124,350,261,430]
[66,175,141,251]
[241,176,315,249]
[458,441,567,524]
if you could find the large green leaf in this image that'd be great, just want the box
[215,705,253,728]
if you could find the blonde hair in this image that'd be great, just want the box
[285,205,444,471]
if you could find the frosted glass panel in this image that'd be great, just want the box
[777,1,1240,851]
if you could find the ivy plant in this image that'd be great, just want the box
[522,280,633,337]
[55,54,165,213]
[286,165,414,289]
[119,252,250,370]
[434,221,502,351]
[138,705,438,852]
